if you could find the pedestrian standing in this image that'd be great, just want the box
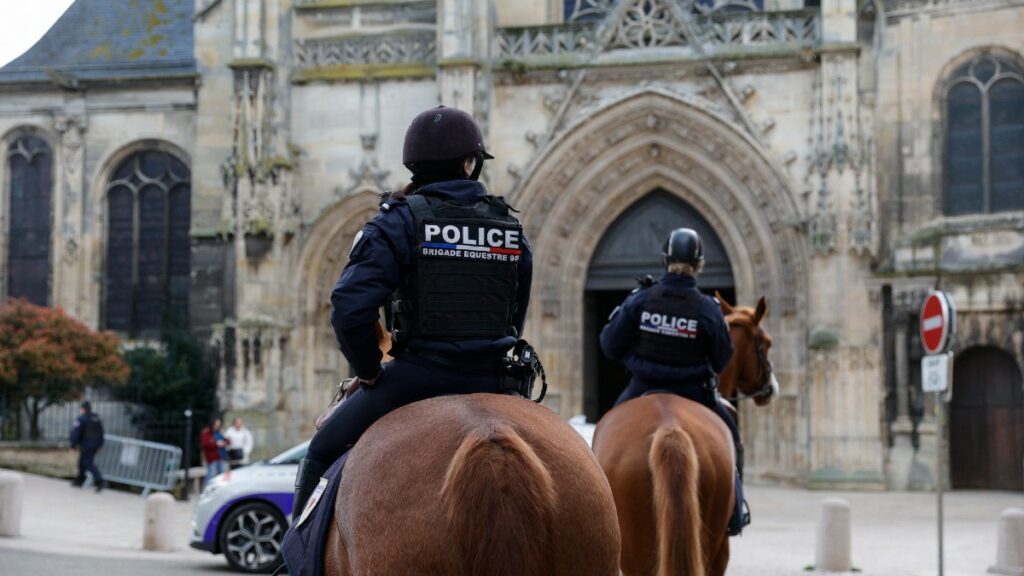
[223,417,254,467]
[70,400,106,492]
[200,417,228,486]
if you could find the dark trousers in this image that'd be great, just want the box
[307,354,507,466]
[75,447,104,485]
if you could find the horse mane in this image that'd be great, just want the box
[649,426,705,576]
[440,423,556,576]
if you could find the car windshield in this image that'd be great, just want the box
[266,441,309,465]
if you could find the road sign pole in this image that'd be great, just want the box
[936,392,944,576]
[919,291,955,576]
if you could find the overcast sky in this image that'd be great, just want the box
[0,1,77,68]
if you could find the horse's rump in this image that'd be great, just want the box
[442,423,555,575]
[594,395,734,576]
[329,394,620,576]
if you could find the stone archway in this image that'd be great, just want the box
[294,191,380,428]
[513,89,809,420]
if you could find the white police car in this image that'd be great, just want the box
[190,441,308,573]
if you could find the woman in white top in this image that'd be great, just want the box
[223,417,254,466]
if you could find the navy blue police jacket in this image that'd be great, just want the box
[70,413,105,450]
[331,180,533,380]
[599,273,733,384]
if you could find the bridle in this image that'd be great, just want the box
[724,315,776,403]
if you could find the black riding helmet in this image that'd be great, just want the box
[663,228,704,267]
[403,106,494,181]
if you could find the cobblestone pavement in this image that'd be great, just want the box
[0,470,1019,575]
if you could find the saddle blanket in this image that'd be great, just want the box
[281,452,349,576]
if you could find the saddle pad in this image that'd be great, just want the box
[281,451,349,576]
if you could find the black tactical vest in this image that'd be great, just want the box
[634,284,707,367]
[393,193,522,343]
[82,414,103,444]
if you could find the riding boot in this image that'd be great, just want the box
[292,458,330,525]
[728,441,750,536]
[728,470,751,537]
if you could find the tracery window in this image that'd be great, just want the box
[104,150,191,337]
[945,54,1024,215]
[563,0,762,23]
[6,134,53,305]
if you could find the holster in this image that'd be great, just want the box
[502,340,545,403]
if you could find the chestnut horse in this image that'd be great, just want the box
[593,296,777,576]
[322,325,621,575]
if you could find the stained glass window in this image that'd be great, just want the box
[104,150,191,336]
[945,55,1024,215]
[6,135,52,305]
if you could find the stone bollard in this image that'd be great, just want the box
[143,492,176,552]
[0,470,24,537]
[988,508,1024,576]
[815,497,852,572]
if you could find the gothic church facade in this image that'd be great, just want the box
[0,0,1021,490]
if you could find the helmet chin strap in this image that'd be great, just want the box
[468,153,484,181]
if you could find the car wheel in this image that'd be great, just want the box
[219,501,287,573]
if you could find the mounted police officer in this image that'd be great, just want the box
[70,400,105,492]
[292,106,533,517]
[599,228,749,536]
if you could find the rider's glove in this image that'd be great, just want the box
[355,365,383,389]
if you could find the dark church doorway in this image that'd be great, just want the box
[950,346,1024,491]
[583,190,735,422]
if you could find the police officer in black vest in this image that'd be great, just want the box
[292,106,533,516]
[599,228,749,536]
[70,400,106,492]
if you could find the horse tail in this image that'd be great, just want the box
[441,424,555,576]
[649,426,704,576]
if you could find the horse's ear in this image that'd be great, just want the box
[753,297,768,325]
[716,291,734,316]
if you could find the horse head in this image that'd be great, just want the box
[715,292,778,407]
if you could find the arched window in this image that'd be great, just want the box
[104,150,191,337]
[6,134,53,305]
[945,53,1024,215]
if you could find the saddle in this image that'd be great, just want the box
[280,451,350,576]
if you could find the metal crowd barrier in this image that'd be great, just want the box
[91,434,182,496]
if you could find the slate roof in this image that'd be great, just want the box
[0,0,196,87]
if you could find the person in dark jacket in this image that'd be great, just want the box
[292,106,534,518]
[200,417,228,487]
[70,400,105,492]
[600,228,749,536]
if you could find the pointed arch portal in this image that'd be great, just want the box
[513,89,809,423]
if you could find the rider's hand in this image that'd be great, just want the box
[356,366,383,389]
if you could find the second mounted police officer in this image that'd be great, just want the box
[600,228,750,536]
[292,106,534,516]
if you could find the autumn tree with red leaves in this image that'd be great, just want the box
[0,299,129,440]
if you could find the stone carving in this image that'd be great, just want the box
[496,8,818,59]
[295,32,436,69]
[882,0,1012,14]
[609,0,689,50]
[54,115,86,178]
[54,115,87,263]
[295,0,435,24]
[496,24,598,59]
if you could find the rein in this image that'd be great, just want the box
[723,315,775,403]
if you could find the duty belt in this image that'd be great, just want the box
[401,350,507,375]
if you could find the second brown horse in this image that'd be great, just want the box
[593,297,776,576]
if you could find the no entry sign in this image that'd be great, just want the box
[920,291,955,355]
